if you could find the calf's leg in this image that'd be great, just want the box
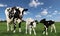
[46,28,48,35]
[52,24,56,33]
[33,27,36,35]
[29,26,32,35]
[43,27,46,35]
[26,23,28,34]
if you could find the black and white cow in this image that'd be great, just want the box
[26,18,37,35]
[40,19,56,35]
[5,6,28,33]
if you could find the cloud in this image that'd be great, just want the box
[54,10,58,12]
[49,6,52,8]
[53,10,60,15]
[0,4,7,7]
[41,8,43,10]
[58,12,60,14]
[24,11,30,15]
[35,15,41,18]
[52,10,58,15]
[47,15,52,17]
[29,0,44,8]
[41,9,48,15]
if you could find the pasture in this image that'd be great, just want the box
[0,22,60,36]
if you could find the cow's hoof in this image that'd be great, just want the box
[19,28,21,32]
[29,33,31,35]
[46,33,48,36]
[55,31,56,33]
[11,29,13,31]
[26,32,27,34]
[19,30,21,32]
[13,30,16,33]
[7,30,9,32]
[43,32,45,35]
[34,33,36,35]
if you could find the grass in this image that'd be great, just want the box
[0,22,60,36]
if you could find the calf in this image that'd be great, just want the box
[40,19,56,35]
[5,6,28,33]
[26,18,37,35]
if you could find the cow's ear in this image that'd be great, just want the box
[23,9,28,12]
[7,8,10,11]
[12,6,16,9]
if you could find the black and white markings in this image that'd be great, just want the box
[40,19,56,35]
[5,6,28,33]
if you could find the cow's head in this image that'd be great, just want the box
[8,7,16,19]
[10,7,28,19]
[40,19,46,23]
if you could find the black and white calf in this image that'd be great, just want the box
[5,6,28,33]
[26,18,37,35]
[40,19,56,35]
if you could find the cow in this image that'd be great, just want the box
[5,6,28,33]
[40,19,56,35]
[25,18,37,35]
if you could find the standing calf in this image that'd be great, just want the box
[26,18,37,35]
[40,19,56,35]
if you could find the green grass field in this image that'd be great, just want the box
[0,22,60,36]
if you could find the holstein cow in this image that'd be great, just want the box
[26,18,37,35]
[40,19,56,35]
[5,6,28,33]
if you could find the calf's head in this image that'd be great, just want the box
[40,19,46,23]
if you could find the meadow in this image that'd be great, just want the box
[0,22,60,36]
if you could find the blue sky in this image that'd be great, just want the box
[0,0,60,22]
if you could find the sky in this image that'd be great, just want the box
[0,0,60,22]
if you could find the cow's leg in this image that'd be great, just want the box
[7,18,13,32]
[13,22,16,33]
[17,19,22,32]
[29,26,32,35]
[7,22,9,32]
[52,24,56,33]
[19,22,21,32]
[11,24,13,31]
[33,27,36,35]
[13,18,16,33]
[26,23,28,34]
